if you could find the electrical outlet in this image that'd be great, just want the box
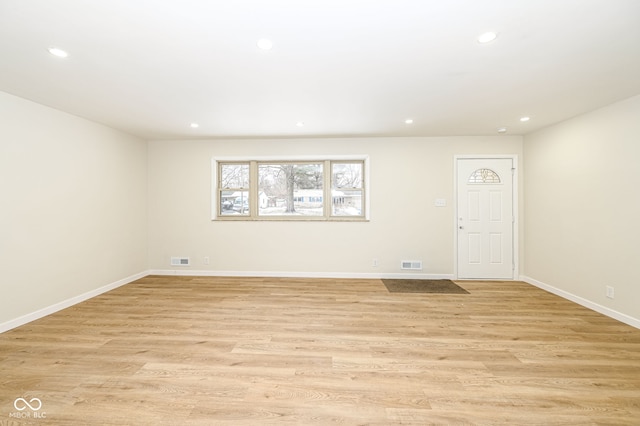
[204,256,210,265]
[606,286,614,299]
[372,258,379,267]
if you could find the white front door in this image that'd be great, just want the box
[456,158,515,279]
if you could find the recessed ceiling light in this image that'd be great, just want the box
[190,123,199,128]
[257,39,273,50]
[405,119,414,124]
[296,122,304,127]
[477,32,497,44]
[497,127,508,134]
[48,47,68,58]
[520,116,530,122]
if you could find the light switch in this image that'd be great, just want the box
[435,198,447,207]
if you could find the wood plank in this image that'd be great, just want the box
[1,276,639,424]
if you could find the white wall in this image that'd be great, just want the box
[5,86,638,330]
[148,136,523,277]
[523,94,640,324]
[0,91,148,329]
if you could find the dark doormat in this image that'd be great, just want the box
[382,279,469,294]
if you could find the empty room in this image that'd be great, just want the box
[1,1,639,424]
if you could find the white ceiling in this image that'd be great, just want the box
[1,0,639,139]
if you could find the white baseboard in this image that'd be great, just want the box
[0,270,150,333]
[521,275,640,329]
[149,269,454,280]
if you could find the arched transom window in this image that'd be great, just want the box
[468,168,501,184]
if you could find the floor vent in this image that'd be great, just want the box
[170,257,191,266]
[401,260,423,270]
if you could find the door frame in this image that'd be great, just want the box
[453,155,519,280]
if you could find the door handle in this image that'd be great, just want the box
[459,226,464,229]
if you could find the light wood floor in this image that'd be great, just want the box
[1,276,639,425]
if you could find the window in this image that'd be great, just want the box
[331,162,363,216]
[213,157,368,221]
[468,168,501,184]
[258,162,324,217]
[218,163,250,216]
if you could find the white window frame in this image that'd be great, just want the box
[212,155,370,221]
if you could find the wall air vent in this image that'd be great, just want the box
[401,260,423,270]
[170,257,191,266]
